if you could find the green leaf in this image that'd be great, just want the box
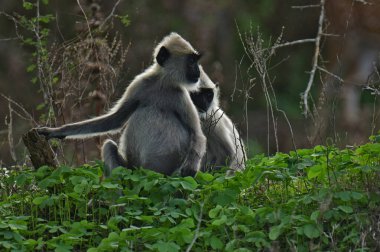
[23,239,38,247]
[269,225,282,240]
[8,223,27,231]
[210,236,224,249]
[54,243,73,252]
[335,191,351,201]
[151,241,180,252]
[307,165,322,179]
[0,241,14,249]
[108,232,119,240]
[23,2,34,10]
[52,76,59,84]
[303,224,320,239]
[196,172,214,182]
[74,181,88,194]
[26,64,36,73]
[180,177,198,190]
[101,181,120,189]
[36,103,45,111]
[39,15,54,24]
[209,205,222,218]
[212,189,238,206]
[115,14,130,27]
[338,205,353,214]
[310,210,320,222]
[178,218,195,229]
[211,215,227,226]
[15,174,28,185]
[32,195,49,205]
[351,192,364,200]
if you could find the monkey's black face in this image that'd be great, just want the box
[156,46,201,84]
[190,88,214,113]
[186,53,201,83]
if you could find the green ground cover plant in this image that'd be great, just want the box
[1,138,379,251]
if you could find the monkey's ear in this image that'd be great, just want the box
[156,46,170,66]
[195,52,203,61]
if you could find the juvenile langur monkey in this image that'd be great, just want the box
[190,67,246,173]
[36,33,206,177]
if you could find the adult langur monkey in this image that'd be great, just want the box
[190,67,246,173]
[35,33,206,177]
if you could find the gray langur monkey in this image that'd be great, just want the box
[190,67,246,173]
[35,32,206,177]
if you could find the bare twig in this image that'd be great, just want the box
[354,0,371,5]
[76,0,93,39]
[35,0,47,103]
[247,30,279,153]
[0,37,19,41]
[100,0,122,29]
[320,33,340,37]
[0,11,22,40]
[235,22,257,150]
[0,94,36,124]
[363,86,380,96]
[302,0,326,117]
[317,66,344,83]
[268,38,316,51]
[185,201,204,252]
[292,5,321,10]
[237,24,299,154]
[6,103,16,161]
[231,124,247,169]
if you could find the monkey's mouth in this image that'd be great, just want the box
[197,108,208,113]
[188,76,200,83]
[199,111,208,120]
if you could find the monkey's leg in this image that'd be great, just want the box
[101,139,127,177]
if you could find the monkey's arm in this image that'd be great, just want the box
[175,96,206,177]
[36,99,139,139]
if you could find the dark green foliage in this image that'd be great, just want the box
[1,141,380,251]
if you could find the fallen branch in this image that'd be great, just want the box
[22,129,58,169]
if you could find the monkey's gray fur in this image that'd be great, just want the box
[192,67,246,173]
[36,33,206,177]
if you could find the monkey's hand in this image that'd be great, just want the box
[180,165,198,177]
[35,127,66,140]
[179,151,201,177]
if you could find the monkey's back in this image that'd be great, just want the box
[202,109,246,172]
[120,104,190,175]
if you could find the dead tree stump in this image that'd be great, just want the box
[22,129,58,169]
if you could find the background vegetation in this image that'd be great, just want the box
[1,0,323,166]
